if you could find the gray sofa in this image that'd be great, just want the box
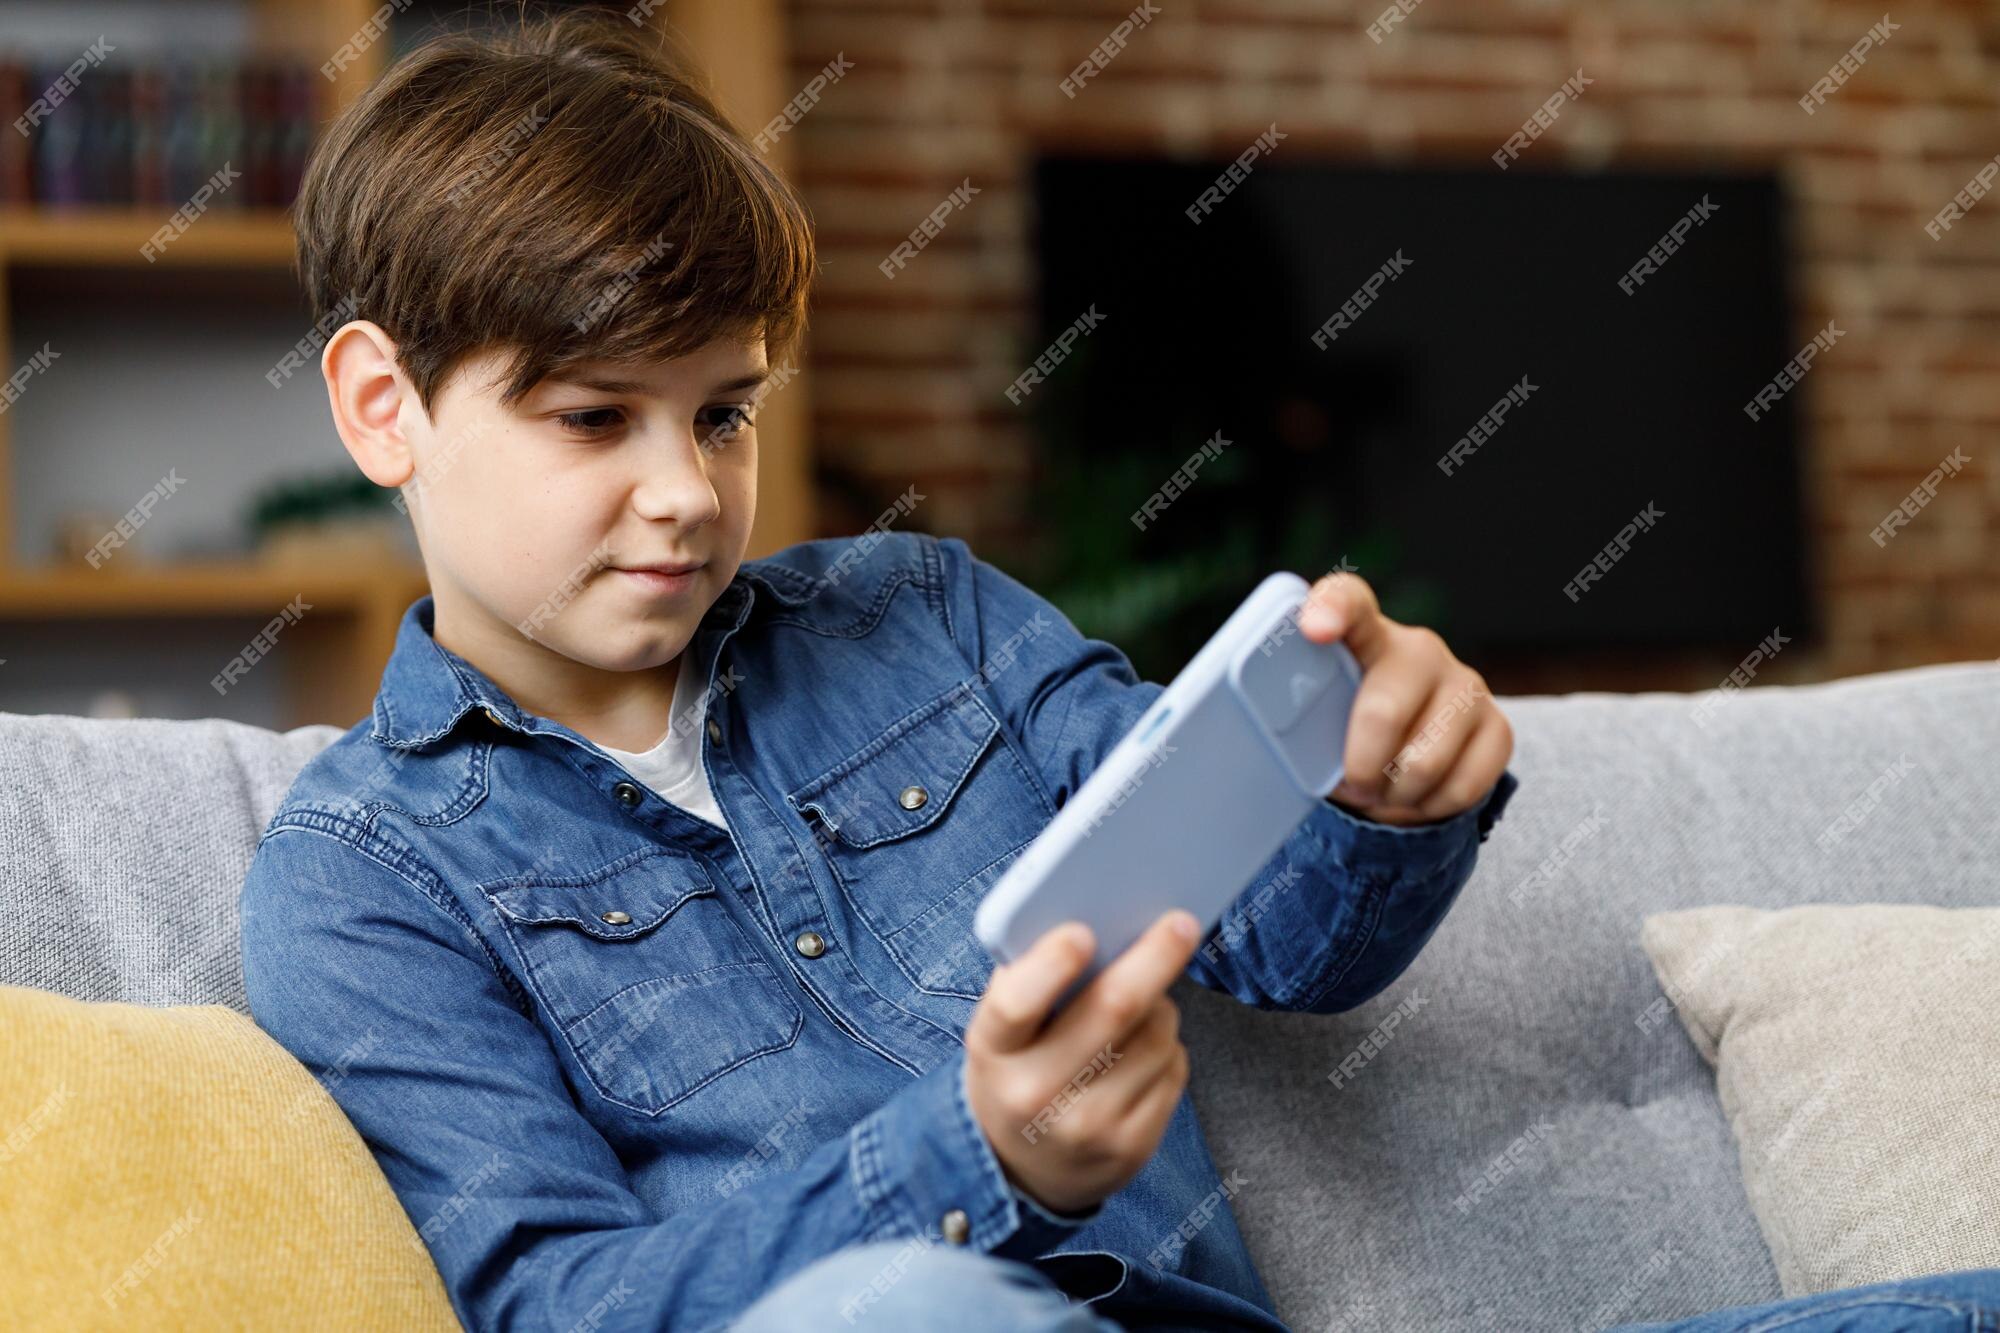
[3,659,1994,1331]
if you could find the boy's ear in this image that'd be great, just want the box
[322,320,417,488]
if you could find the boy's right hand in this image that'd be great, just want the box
[963,910,1203,1216]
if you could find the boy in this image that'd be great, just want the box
[240,12,1516,1331]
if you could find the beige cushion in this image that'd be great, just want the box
[1640,904,2000,1295]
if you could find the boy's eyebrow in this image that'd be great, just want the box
[709,368,774,395]
[547,368,773,396]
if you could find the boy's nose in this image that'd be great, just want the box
[628,439,722,528]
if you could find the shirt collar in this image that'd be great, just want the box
[369,570,766,750]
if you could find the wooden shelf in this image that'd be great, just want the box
[0,0,812,730]
[0,558,431,729]
[0,559,427,617]
[0,208,299,269]
[0,0,394,727]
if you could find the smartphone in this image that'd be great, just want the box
[973,571,1362,999]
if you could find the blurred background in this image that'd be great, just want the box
[0,0,1993,729]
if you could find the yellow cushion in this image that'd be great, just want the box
[0,984,459,1330]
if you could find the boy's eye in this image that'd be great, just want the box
[551,404,754,443]
[554,407,624,438]
[700,404,756,444]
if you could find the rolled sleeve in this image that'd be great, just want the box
[1182,771,1518,1013]
[929,529,1520,1020]
[851,1054,1098,1262]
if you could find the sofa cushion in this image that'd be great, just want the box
[0,982,458,1328]
[1641,904,2000,1296]
[4,661,2000,1330]
[0,712,343,1010]
[1175,660,2000,1330]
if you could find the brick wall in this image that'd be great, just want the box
[780,0,1999,691]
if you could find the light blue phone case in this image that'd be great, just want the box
[973,571,1362,995]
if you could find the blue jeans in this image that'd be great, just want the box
[729,1241,2000,1332]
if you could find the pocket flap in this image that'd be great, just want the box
[787,684,1001,848]
[482,847,713,941]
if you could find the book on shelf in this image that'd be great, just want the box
[0,53,318,212]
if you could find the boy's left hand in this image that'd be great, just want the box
[1297,570,1513,827]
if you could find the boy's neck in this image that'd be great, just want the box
[429,589,685,753]
[552,658,683,753]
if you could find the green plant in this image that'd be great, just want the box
[245,469,399,537]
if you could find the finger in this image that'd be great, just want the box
[1117,1041,1190,1143]
[1368,676,1488,807]
[1098,997,1184,1116]
[1412,710,1514,822]
[1006,998,1178,1146]
[1336,640,1445,803]
[1378,676,1489,807]
[1045,909,1201,1059]
[1297,571,1393,666]
[967,920,1095,1054]
[1035,997,1180,1125]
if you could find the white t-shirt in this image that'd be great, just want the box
[597,659,729,831]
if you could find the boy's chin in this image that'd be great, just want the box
[553,632,695,675]
[561,603,718,669]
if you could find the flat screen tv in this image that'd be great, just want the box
[1021,155,1815,679]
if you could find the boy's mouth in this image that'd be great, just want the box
[611,560,708,597]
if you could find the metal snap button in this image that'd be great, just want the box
[940,1208,970,1244]
[481,706,505,727]
[600,910,632,925]
[793,930,826,958]
[612,781,643,807]
[899,785,928,811]
[706,717,722,744]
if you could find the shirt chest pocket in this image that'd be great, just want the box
[481,847,802,1117]
[786,684,1050,1001]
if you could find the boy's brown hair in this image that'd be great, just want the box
[292,6,816,416]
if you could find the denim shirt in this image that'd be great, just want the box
[240,531,1517,1333]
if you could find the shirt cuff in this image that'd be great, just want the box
[848,1051,1096,1263]
[1316,769,1520,872]
[1008,1176,1102,1231]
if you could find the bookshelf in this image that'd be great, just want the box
[0,0,810,729]
[0,206,297,266]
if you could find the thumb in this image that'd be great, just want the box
[1297,571,1392,667]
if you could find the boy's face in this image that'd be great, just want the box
[401,335,767,690]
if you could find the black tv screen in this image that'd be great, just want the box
[1023,156,1814,676]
